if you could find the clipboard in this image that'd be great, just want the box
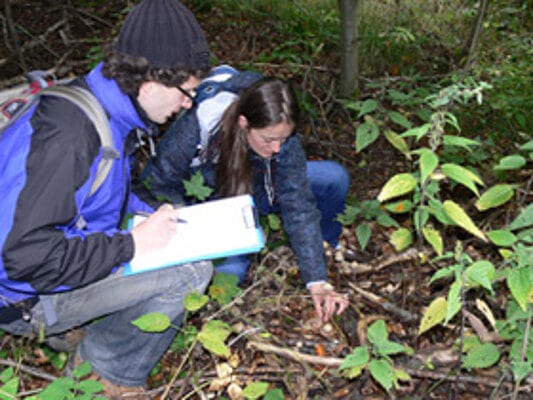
[123,194,265,275]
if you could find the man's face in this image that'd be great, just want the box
[137,75,200,124]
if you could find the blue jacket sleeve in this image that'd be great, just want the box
[276,135,328,284]
[140,113,201,206]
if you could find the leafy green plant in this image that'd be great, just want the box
[375,79,496,253]
[339,319,413,392]
[336,199,398,250]
[30,361,105,400]
[183,170,214,202]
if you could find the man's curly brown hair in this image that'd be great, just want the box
[101,43,210,97]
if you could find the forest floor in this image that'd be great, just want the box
[1,1,531,399]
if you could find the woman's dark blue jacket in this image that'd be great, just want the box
[139,67,327,285]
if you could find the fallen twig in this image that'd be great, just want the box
[246,340,533,393]
[347,282,418,323]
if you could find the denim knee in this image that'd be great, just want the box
[214,255,251,284]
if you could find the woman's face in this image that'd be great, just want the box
[240,116,294,159]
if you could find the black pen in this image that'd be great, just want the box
[134,210,188,223]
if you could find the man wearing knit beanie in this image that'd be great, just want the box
[0,1,212,399]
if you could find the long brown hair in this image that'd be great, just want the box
[216,77,299,197]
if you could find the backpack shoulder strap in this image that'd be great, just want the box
[41,86,119,196]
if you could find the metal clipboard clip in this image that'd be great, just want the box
[241,204,259,229]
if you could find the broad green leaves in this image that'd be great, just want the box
[377,173,417,202]
[356,121,380,153]
[419,296,447,335]
[198,320,232,358]
[475,184,517,211]
[339,320,411,392]
[441,163,483,196]
[183,171,214,201]
[131,312,171,333]
[443,200,487,241]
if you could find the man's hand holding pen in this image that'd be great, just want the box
[130,204,184,256]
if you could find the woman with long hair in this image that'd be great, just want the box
[140,68,350,321]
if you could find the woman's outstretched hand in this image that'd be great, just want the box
[309,282,349,323]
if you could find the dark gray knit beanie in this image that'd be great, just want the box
[116,0,211,70]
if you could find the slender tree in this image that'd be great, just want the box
[337,0,360,97]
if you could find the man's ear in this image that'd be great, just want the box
[237,115,249,130]
[138,81,156,99]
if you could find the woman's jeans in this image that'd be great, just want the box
[215,160,349,283]
[0,261,213,387]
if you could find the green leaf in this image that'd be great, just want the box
[383,199,413,214]
[267,213,282,231]
[384,129,411,159]
[511,361,533,384]
[358,99,378,118]
[377,173,417,202]
[390,228,412,252]
[39,377,75,400]
[446,280,462,323]
[443,200,487,241]
[520,140,533,151]
[376,213,399,228]
[401,123,430,141]
[183,171,214,201]
[0,368,14,383]
[464,260,495,293]
[73,361,93,379]
[487,230,517,247]
[0,377,18,398]
[131,312,171,333]
[388,110,412,129]
[367,320,389,346]
[422,227,443,256]
[509,204,533,230]
[442,135,480,151]
[184,291,209,312]
[356,223,371,250]
[197,320,232,358]
[507,268,532,311]
[494,154,527,171]
[369,359,394,392]
[462,343,500,370]
[339,346,370,371]
[428,199,455,225]
[209,272,242,306]
[419,296,447,335]
[242,381,269,400]
[419,149,439,184]
[475,184,517,211]
[441,163,483,196]
[76,379,105,395]
[377,340,407,357]
[356,122,380,153]
[264,388,285,400]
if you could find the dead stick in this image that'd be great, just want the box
[247,341,532,391]
[347,282,418,323]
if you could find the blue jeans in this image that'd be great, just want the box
[0,261,213,386]
[215,160,349,283]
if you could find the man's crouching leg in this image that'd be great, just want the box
[76,261,213,395]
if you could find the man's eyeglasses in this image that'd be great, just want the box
[177,85,196,103]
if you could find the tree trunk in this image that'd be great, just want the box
[337,0,360,98]
[462,0,488,73]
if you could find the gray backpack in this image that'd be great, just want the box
[0,76,117,196]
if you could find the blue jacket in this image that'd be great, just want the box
[0,63,152,305]
[139,67,327,284]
